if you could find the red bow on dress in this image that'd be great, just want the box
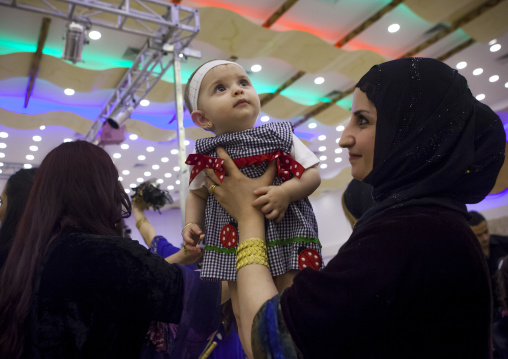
[185,151,305,185]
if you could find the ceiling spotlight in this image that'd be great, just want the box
[173,166,180,171]
[64,88,75,96]
[388,24,400,33]
[138,155,146,160]
[24,164,32,169]
[456,61,467,70]
[140,99,150,107]
[164,173,172,178]
[33,135,42,142]
[251,64,262,72]
[118,176,123,181]
[319,155,327,161]
[335,157,343,163]
[171,149,179,155]
[184,140,190,146]
[63,138,72,142]
[314,77,325,85]
[335,148,343,154]
[29,145,38,151]
[318,135,326,141]
[62,21,90,64]
[472,68,483,76]
[121,143,129,150]
[320,164,328,169]
[336,125,344,132]
[129,134,138,140]
[167,185,174,190]
[144,171,151,176]
[489,75,499,83]
[260,115,269,122]
[490,44,501,52]
[0,143,6,149]
[122,170,130,175]
[0,132,8,138]
[161,157,169,162]
[89,30,101,40]
[157,179,163,184]
[505,82,508,88]
[318,146,326,152]
[107,106,134,129]
[488,39,497,45]
[476,94,485,101]
[152,164,160,170]
[113,153,121,159]
[137,178,144,183]
[40,125,46,130]
[176,180,181,185]
[124,188,130,194]
[146,146,155,152]
[308,123,317,129]
[26,154,35,160]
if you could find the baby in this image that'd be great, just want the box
[182,59,322,349]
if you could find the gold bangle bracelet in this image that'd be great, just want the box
[136,217,148,229]
[181,222,202,235]
[237,254,269,272]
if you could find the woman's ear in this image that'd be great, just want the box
[191,110,212,130]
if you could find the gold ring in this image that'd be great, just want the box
[208,184,217,195]
[183,244,189,255]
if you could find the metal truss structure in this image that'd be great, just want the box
[0,0,200,213]
[0,0,199,141]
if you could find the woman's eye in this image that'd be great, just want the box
[358,115,369,126]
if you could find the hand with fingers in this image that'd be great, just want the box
[181,223,204,255]
[252,185,291,223]
[203,146,277,223]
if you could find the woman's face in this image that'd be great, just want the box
[0,185,7,223]
[339,88,377,181]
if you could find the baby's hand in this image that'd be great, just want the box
[252,185,291,223]
[181,223,204,254]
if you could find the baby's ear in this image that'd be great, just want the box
[191,110,210,130]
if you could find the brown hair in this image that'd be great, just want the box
[0,140,131,358]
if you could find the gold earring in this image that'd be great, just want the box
[206,122,212,129]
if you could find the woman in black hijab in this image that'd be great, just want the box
[202,58,505,358]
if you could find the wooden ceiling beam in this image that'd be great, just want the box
[260,70,306,106]
[437,38,476,62]
[263,0,299,29]
[261,1,402,111]
[25,17,51,108]
[400,0,502,58]
[335,0,404,48]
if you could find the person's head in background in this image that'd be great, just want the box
[184,60,261,136]
[0,168,38,267]
[0,140,131,357]
[468,211,490,257]
[341,179,375,229]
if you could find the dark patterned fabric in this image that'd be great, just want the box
[252,294,300,359]
[356,58,505,228]
[195,122,321,281]
[279,206,491,358]
[26,231,185,358]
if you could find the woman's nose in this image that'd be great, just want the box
[339,122,353,148]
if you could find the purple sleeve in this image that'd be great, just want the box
[150,235,179,257]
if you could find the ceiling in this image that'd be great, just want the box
[0,0,507,207]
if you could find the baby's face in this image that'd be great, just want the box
[197,64,260,135]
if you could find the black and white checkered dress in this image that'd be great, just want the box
[194,122,321,282]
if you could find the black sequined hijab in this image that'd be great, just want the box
[356,57,505,226]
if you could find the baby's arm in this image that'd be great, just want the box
[182,187,208,254]
[252,164,321,223]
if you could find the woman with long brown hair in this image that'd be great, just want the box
[0,140,220,358]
